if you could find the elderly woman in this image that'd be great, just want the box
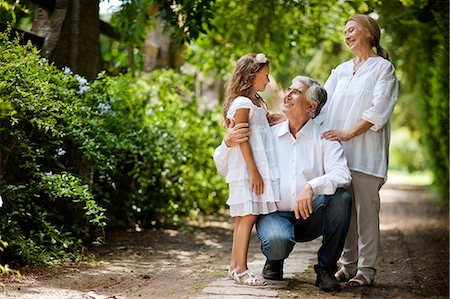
[319,14,399,286]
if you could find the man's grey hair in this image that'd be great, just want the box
[292,75,327,118]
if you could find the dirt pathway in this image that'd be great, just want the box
[282,184,449,299]
[1,183,448,298]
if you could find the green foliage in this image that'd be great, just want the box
[154,0,216,45]
[0,33,107,265]
[109,0,154,48]
[82,70,227,229]
[418,6,449,199]
[107,0,216,47]
[0,237,21,279]
[377,0,449,199]
[0,32,227,265]
[186,0,379,86]
[0,0,32,26]
[141,70,227,221]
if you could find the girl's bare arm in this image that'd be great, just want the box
[234,108,264,195]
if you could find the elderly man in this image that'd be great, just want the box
[214,76,352,292]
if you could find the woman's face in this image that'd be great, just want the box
[253,64,270,92]
[344,20,372,54]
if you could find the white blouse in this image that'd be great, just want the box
[319,56,399,179]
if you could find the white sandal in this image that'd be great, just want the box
[227,268,235,280]
[334,267,354,282]
[232,270,266,286]
[347,273,373,286]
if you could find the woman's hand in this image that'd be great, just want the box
[321,121,373,141]
[224,122,251,147]
[321,129,353,142]
[250,170,264,195]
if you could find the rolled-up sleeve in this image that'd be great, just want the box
[213,141,231,177]
[307,140,351,196]
[363,63,399,131]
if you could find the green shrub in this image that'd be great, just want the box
[80,70,227,229]
[417,9,449,200]
[0,35,107,265]
[0,34,227,266]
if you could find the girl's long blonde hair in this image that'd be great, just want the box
[222,53,269,127]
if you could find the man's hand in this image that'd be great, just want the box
[224,122,251,147]
[294,184,314,220]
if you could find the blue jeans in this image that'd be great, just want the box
[256,188,351,270]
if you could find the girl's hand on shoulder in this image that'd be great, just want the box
[250,170,264,195]
[267,113,286,126]
[321,129,352,141]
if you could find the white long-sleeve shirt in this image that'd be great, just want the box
[318,56,398,179]
[213,119,351,212]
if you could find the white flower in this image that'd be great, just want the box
[256,53,268,64]
[62,66,73,75]
[79,85,90,94]
[75,74,90,94]
[97,103,116,116]
[40,58,48,66]
[55,148,66,156]
[75,74,87,86]
[0,196,2,208]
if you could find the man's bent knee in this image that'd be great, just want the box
[261,235,294,261]
[333,188,352,216]
[257,212,296,260]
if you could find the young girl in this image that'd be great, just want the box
[222,53,280,286]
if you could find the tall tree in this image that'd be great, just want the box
[30,0,101,80]
[375,0,449,198]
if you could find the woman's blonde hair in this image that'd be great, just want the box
[347,14,390,61]
[222,53,269,127]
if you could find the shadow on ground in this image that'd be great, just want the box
[278,184,449,299]
[1,184,448,299]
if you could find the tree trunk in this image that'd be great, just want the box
[31,0,101,80]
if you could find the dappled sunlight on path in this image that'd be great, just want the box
[1,184,447,298]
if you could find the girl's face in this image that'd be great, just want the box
[253,64,270,92]
[344,20,371,54]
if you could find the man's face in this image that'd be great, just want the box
[283,81,310,117]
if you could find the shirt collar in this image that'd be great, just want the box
[276,120,290,137]
[276,119,315,139]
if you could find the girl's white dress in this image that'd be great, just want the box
[225,96,280,217]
